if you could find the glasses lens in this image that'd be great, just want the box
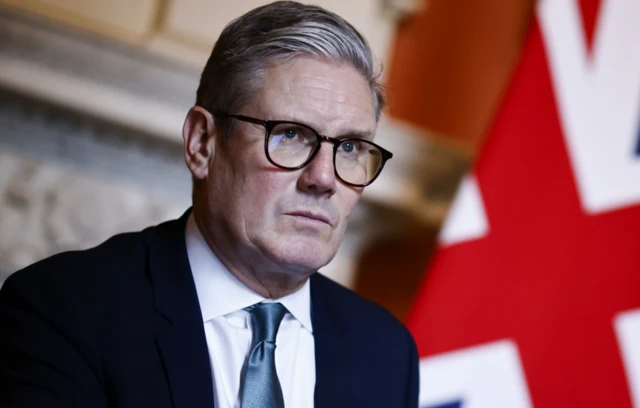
[267,123,318,168]
[335,139,383,186]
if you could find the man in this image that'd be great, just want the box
[0,2,419,407]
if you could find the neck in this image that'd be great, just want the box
[192,209,310,299]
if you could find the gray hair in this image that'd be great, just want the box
[195,1,385,140]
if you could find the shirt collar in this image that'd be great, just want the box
[185,213,313,333]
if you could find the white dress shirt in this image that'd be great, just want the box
[185,214,316,408]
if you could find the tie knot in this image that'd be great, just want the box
[247,302,287,344]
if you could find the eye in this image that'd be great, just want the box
[283,128,299,139]
[339,141,359,154]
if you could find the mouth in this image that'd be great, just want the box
[285,210,333,226]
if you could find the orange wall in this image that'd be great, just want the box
[386,0,536,149]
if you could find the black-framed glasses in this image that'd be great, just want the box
[215,112,393,187]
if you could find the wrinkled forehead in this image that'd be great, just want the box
[249,58,378,137]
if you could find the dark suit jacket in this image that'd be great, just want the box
[0,211,419,407]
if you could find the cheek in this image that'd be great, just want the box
[339,187,362,221]
[327,187,362,243]
[214,144,270,207]
[242,171,292,226]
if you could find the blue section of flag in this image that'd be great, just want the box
[636,109,640,156]
[423,400,463,408]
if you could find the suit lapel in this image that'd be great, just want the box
[149,209,214,408]
[311,274,357,407]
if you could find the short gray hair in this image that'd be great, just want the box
[195,1,385,140]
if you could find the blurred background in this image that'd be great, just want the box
[2,1,639,407]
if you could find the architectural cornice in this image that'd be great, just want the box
[0,6,198,142]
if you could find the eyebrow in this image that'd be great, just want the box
[332,129,374,140]
[276,116,375,140]
[299,123,374,140]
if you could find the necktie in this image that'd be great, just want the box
[240,302,287,408]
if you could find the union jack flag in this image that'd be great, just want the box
[409,1,640,407]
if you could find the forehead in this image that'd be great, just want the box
[250,58,378,137]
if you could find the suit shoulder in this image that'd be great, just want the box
[311,273,411,338]
[5,228,147,289]
[0,218,176,314]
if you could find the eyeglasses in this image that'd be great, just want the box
[214,112,393,187]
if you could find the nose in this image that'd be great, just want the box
[297,142,337,197]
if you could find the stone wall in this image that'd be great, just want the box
[0,90,189,283]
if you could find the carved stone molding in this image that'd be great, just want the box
[0,150,188,281]
[380,0,425,21]
[0,88,191,281]
[0,6,198,142]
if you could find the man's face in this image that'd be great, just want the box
[205,57,377,276]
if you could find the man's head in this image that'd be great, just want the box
[196,1,385,139]
[183,1,388,297]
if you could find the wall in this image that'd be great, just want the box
[0,0,410,69]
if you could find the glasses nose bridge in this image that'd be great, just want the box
[310,134,338,164]
[311,131,346,164]
[316,133,341,149]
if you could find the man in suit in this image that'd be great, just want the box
[0,1,419,407]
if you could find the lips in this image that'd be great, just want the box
[286,210,333,226]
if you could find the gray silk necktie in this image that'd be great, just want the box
[240,302,288,408]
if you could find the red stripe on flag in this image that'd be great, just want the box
[579,0,602,54]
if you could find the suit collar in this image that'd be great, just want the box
[148,208,214,408]
[310,273,357,406]
[309,273,349,339]
[148,209,195,323]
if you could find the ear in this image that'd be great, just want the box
[183,106,216,180]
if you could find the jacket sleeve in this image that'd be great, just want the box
[0,273,108,408]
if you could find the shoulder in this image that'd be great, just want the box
[0,218,176,317]
[311,272,414,345]
[3,227,147,295]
